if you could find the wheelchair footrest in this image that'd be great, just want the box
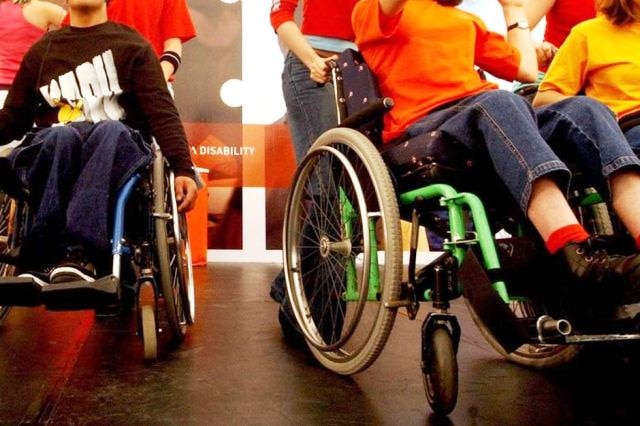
[459,249,529,353]
[0,275,120,310]
[0,277,44,306]
[42,275,120,310]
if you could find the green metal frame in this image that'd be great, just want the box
[340,181,510,304]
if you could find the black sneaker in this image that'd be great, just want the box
[49,261,96,284]
[559,238,640,305]
[278,306,307,349]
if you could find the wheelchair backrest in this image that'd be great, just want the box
[333,49,393,144]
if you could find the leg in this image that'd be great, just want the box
[66,121,151,257]
[274,52,340,339]
[537,97,640,243]
[9,126,83,267]
[281,51,339,163]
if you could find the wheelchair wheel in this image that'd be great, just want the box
[423,326,458,415]
[283,127,403,375]
[141,304,158,360]
[0,193,22,322]
[465,299,582,368]
[153,150,194,344]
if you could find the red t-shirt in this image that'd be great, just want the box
[61,0,196,57]
[0,1,45,86]
[545,0,596,48]
[353,0,521,142]
[107,0,196,56]
[270,0,358,41]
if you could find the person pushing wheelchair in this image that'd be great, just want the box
[352,0,640,306]
[0,0,198,284]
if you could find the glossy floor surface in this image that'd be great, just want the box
[0,263,638,425]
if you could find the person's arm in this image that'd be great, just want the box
[525,0,558,69]
[275,22,335,84]
[160,37,182,81]
[501,0,538,82]
[378,0,409,16]
[23,0,66,30]
[532,89,569,107]
[133,45,197,211]
[524,0,555,28]
[0,50,39,145]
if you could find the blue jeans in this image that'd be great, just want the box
[405,91,640,214]
[281,51,339,163]
[622,122,640,163]
[9,121,152,268]
[536,97,640,199]
[272,52,342,321]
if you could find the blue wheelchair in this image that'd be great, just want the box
[0,140,195,361]
[282,49,640,415]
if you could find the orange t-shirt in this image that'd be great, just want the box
[352,0,521,142]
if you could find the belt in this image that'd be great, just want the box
[313,48,340,58]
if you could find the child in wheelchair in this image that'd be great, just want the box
[0,0,197,285]
[352,0,640,308]
[533,0,640,177]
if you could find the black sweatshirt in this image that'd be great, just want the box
[0,21,194,179]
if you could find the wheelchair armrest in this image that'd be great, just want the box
[338,97,394,130]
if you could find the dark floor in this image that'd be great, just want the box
[0,263,639,425]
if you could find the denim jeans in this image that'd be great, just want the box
[623,122,640,160]
[281,51,340,163]
[9,121,152,267]
[405,90,640,214]
[273,52,343,316]
[536,97,640,199]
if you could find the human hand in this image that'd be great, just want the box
[497,0,525,8]
[175,176,198,212]
[535,41,558,68]
[309,55,338,84]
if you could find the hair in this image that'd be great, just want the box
[597,0,640,25]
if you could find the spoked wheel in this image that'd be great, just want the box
[153,149,193,345]
[0,193,24,323]
[466,298,582,368]
[283,127,403,375]
[423,326,458,416]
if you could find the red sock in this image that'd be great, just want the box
[545,224,589,254]
[635,235,640,251]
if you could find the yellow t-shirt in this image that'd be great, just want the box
[539,16,640,119]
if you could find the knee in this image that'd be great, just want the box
[553,97,615,121]
[480,90,535,117]
[92,120,129,136]
[37,126,82,149]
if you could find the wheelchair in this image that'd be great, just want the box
[282,49,640,415]
[0,140,195,361]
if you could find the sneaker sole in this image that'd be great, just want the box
[18,274,49,286]
[49,267,96,283]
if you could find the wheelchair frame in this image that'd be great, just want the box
[282,49,640,415]
[0,141,195,361]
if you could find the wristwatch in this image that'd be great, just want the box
[507,21,530,31]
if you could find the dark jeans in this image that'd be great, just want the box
[9,121,152,268]
[406,91,640,214]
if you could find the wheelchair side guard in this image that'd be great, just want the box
[0,275,119,310]
[459,249,528,353]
